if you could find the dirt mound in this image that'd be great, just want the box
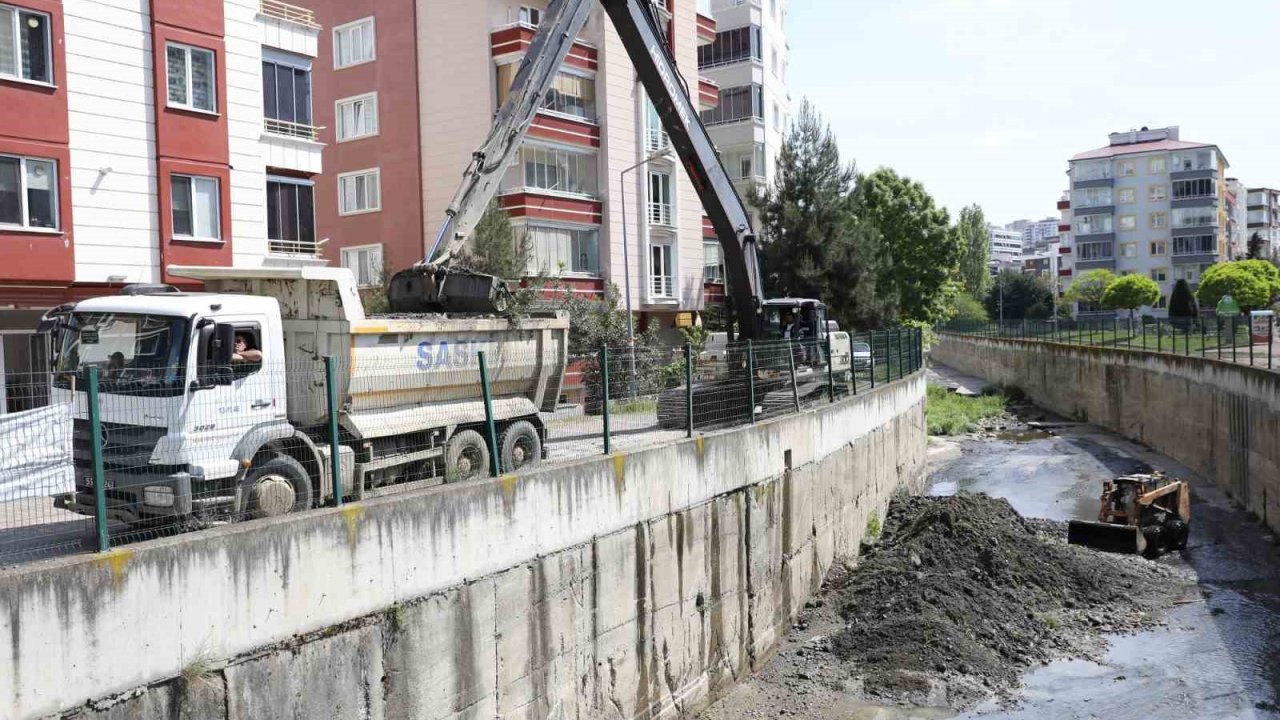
[830,492,1188,707]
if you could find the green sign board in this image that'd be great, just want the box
[1216,294,1241,316]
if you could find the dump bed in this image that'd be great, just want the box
[168,266,569,436]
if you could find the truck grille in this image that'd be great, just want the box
[72,419,166,470]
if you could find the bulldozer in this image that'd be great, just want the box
[1067,472,1191,557]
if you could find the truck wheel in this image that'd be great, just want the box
[500,420,542,472]
[446,430,490,482]
[243,455,312,519]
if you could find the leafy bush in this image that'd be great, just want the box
[925,385,1006,436]
[949,293,988,323]
[1101,274,1161,316]
[1196,260,1280,310]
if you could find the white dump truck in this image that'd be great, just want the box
[49,266,568,525]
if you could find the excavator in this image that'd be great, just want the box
[387,0,844,425]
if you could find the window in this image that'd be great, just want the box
[697,25,761,69]
[1170,150,1214,172]
[1120,242,1136,257]
[1174,265,1199,283]
[701,84,763,125]
[506,145,598,196]
[1072,160,1112,182]
[648,171,673,226]
[1073,186,1112,208]
[262,55,311,127]
[0,154,56,229]
[1172,235,1214,256]
[338,169,380,215]
[333,17,375,69]
[704,241,724,282]
[650,243,674,297]
[1248,209,1267,224]
[1117,187,1135,204]
[644,96,668,152]
[1149,212,1167,229]
[771,47,779,76]
[1074,214,1112,235]
[0,4,50,84]
[170,175,220,240]
[1118,215,1137,231]
[336,92,378,141]
[1149,184,1166,202]
[542,71,595,121]
[722,144,765,180]
[773,102,781,131]
[1118,160,1136,177]
[166,43,216,112]
[517,5,540,25]
[341,244,384,287]
[1154,295,1167,310]
[267,178,316,254]
[1149,240,1167,256]
[1150,268,1167,282]
[1171,206,1215,228]
[1149,157,1166,174]
[1077,241,1113,261]
[524,224,600,275]
[1172,178,1214,199]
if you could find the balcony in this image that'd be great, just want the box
[1057,199,1070,210]
[491,25,598,73]
[261,119,323,173]
[698,77,719,111]
[650,274,674,298]
[648,201,674,227]
[696,10,716,46]
[645,125,670,154]
[257,0,320,57]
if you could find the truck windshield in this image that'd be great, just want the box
[53,313,190,396]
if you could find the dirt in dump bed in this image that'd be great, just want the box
[829,492,1190,707]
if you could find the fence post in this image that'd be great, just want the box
[1112,317,1117,346]
[600,345,611,455]
[324,356,344,507]
[788,340,801,413]
[1201,317,1206,358]
[1217,316,1223,358]
[1233,317,1238,364]
[746,340,756,423]
[478,351,501,476]
[87,366,110,553]
[684,343,694,437]
[826,335,836,402]
[869,332,876,389]
[1270,316,1275,370]
[1249,320,1255,366]
[1156,320,1162,353]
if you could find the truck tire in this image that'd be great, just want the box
[243,454,312,519]
[500,420,541,472]
[446,430,490,482]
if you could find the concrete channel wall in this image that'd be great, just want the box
[1,374,927,720]
[934,334,1280,534]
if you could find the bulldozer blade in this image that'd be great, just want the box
[1067,520,1147,555]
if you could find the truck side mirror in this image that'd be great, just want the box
[212,324,236,384]
[193,322,216,389]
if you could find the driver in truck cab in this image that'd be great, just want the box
[233,333,263,364]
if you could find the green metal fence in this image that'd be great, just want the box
[0,328,922,567]
[940,315,1275,369]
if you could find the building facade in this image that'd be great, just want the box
[1066,126,1229,316]
[697,0,789,297]
[310,0,723,337]
[988,224,1022,265]
[0,0,323,400]
[1019,217,1058,254]
[1246,187,1280,261]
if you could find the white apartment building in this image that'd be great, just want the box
[697,0,789,289]
[988,225,1023,263]
[1246,187,1280,261]
[1019,217,1059,254]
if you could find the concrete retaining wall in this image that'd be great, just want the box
[934,334,1280,534]
[4,374,927,720]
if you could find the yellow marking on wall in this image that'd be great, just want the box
[694,436,705,458]
[612,453,626,496]
[351,324,391,335]
[341,505,365,545]
[93,549,134,586]
[500,474,520,506]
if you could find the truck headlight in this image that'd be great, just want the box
[143,486,175,508]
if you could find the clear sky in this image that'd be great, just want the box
[788,0,1280,226]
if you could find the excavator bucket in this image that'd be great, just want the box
[1067,519,1147,555]
[387,267,512,315]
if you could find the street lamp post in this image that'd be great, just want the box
[619,145,676,395]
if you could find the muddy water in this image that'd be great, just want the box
[936,427,1280,720]
[700,415,1280,720]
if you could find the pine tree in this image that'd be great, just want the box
[1247,232,1266,261]
[460,200,529,279]
[753,101,890,328]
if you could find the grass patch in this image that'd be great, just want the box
[926,384,1006,436]
[611,398,657,414]
[864,511,882,541]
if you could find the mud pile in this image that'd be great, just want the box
[830,492,1188,706]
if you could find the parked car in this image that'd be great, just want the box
[852,341,872,371]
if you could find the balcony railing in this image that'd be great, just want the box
[645,127,669,154]
[259,0,319,28]
[650,275,674,298]
[648,202,673,226]
[264,118,323,141]
[269,237,319,256]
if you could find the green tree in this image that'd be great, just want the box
[948,292,988,323]
[459,200,529,278]
[983,270,1053,320]
[1195,260,1280,310]
[1102,274,1161,318]
[754,100,891,329]
[1063,269,1117,313]
[1168,279,1198,324]
[1247,232,1266,261]
[853,168,961,323]
[955,204,989,299]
